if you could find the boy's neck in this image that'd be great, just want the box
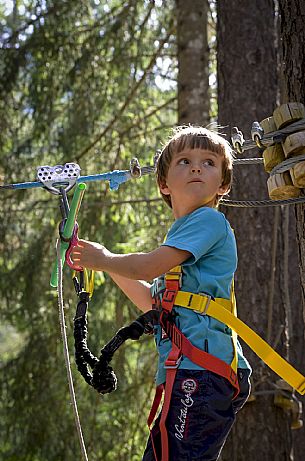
[172,201,216,219]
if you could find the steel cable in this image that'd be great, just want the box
[56,239,89,461]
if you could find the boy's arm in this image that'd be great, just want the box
[108,273,153,313]
[71,239,191,281]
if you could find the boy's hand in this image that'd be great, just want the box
[70,239,110,271]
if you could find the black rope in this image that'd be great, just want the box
[73,292,99,386]
[73,285,158,395]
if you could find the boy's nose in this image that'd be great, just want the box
[191,166,201,173]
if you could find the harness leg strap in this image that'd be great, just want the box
[147,344,181,461]
[160,344,181,461]
[147,384,163,461]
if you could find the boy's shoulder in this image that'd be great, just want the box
[164,205,235,264]
[170,206,229,241]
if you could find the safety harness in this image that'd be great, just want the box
[146,264,305,461]
[147,266,240,461]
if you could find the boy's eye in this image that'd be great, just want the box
[177,157,215,166]
[203,159,215,166]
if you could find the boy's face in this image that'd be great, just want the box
[159,148,229,218]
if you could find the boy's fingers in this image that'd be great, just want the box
[77,239,88,247]
[71,249,82,255]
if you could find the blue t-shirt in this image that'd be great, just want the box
[152,206,251,385]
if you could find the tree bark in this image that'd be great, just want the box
[278,1,305,458]
[217,1,301,459]
[176,0,209,125]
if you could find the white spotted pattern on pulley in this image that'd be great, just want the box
[36,163,81,194]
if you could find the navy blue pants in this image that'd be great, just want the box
[142,368,251,461]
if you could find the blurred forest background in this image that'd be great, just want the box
[0,1,304,460]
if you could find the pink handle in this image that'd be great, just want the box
[65,224,83,271]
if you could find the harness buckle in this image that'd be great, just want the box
[194,293,212,315]
[165,268,183,288]
[164,356,182,369]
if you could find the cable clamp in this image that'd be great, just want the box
[251,121,265,148]
[231,127,245,154]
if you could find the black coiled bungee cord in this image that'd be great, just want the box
[73,273,158,394]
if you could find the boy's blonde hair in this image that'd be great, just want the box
[156,126,234,208]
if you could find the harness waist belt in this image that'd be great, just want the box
[174,290,305,395]
[174,291,231,313]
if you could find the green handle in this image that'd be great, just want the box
[50,183,86,287]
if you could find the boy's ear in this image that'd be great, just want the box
[218,183,230,196]
[159,182,170,196]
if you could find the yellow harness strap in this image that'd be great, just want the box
[173,276,305,395]
[166,266,238,373]
[173,285,238,373]
[230,281,238,373]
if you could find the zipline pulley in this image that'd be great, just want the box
[37,163,81,194]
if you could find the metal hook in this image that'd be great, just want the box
[153,150,162,170]
[130,158,141,178]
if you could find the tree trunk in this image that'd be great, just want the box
[278,1,305,458]
[217,1,298,459]
[176,0,209,125]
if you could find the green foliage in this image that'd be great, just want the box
[0,0,177,459]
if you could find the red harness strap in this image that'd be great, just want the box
[147,279,240,461]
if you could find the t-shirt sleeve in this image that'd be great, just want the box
[162,208,227,264]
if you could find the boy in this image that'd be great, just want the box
[71,126,251,461]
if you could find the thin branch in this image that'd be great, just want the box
[75,21,175,162]
[130,0,156,82]
[118,96,176,138]
[1,1,81,48]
